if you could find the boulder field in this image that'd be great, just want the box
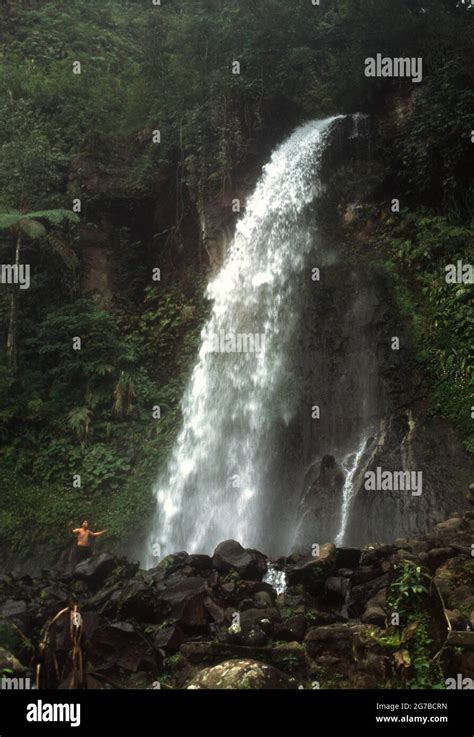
[1,502,473,690]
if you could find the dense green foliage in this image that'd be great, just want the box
[372,561,445,689]
[385,214,473,452]
[0,0,472,560]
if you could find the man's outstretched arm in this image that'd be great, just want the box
[90,529,107,537]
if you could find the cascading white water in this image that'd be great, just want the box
[263,565,288,596]
[335,437,368,546]
[147,117,343,566]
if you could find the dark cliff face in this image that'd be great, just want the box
[294,248,471,549]
[276,114,472,552]
[349,415,472,547]
[292,260,392,547]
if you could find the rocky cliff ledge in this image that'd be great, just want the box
[1,491,473,690]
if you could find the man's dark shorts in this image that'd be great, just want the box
[73,546,92,565]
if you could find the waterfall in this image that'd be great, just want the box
[263,565,288,596]
[147,117,344,565]
[335,437,369,547]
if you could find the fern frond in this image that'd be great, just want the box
[27,209,80,226]
[19,218,46,239]
[68,406,93,443]
[113,370,136,417]
[47,234,78,267]
[0,211,21,230]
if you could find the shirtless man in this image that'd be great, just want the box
[69,520,107,565]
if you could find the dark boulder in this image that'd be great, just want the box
[184,554,213,571]
[286,544,336,595]
[215,579,275,610]
[154,552,189,580]
[73,553,118,587]
[336,548,362,569]
[217,607,279,646]
[325,576,350,604]
[203,596,225,624]
[277,590,318,611]
[34,584,72,623]
[273,614,307,642]
[86,581,122,618]
[361,606,386,627]
[305,623,388,688]
[90,622,161,673]
[360,545,394,567]
[117,580,157,623]
[449,586,474,609]
[419,547,456,573]
[1,599,28,619]
[212,541,267,581]
[303,610,345,626]
[152,625,185,653]
[238,607,280,632]
[0,599,32,635]
[252,590,275,609]
[241,625,268,647]
[350,564,384,586]
[155,575,210,633]
[347,574,390,618]
[81,611,103,643]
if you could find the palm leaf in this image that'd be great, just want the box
[19,218,46,239]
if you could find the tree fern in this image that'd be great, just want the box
[0,208,79,233]
[0,207,80,369]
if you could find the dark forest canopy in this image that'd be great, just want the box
[0,1,473,208]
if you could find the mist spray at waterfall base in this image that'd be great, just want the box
[146,117,355,567]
